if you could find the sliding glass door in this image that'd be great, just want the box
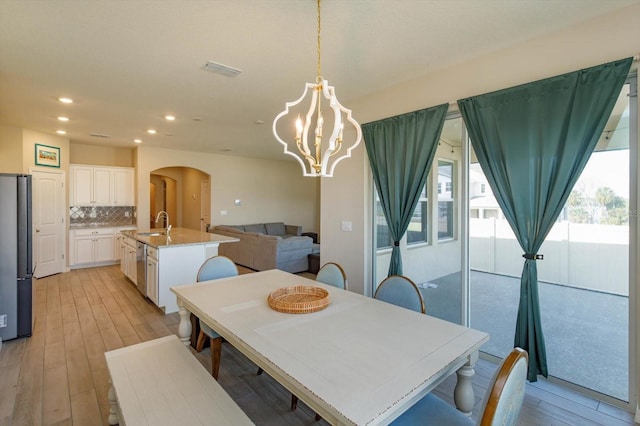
[468,78,636,403]
[371,74,637,405]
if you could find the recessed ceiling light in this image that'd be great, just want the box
[147,129,157,134]
[56,130,66,135]
[58,97,73,104]
[165,115,175,121]
[134,139,142,144]
[57,116,69,122]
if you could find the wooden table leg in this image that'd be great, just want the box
[177,300,192,346]
[454,351,478,415]
[107,380,119,426]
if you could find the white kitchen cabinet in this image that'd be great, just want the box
[71,166,94,205]
[73,234,95,264]
[120,234,138,283]
[112,168,134,205]
[70,226,137,269]
[93,168,112,205]
[70,228,115,266]
[119,237,127,275]
[146,247,159,305]
[114,233,122,261]
[94,233,114,262]
[113,227,136,261]
[70,164,134,206]
[71,165,112,206]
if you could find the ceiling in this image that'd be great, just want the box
[1,0,637,161]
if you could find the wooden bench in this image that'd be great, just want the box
[105,335,254,425]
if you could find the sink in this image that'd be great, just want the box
[138,231,166,237]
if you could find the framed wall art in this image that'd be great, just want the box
[35,143,60,168]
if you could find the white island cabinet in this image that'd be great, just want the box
[120,228,238,314]
[146,246,159,305]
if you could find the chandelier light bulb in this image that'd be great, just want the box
[295,116,303,139]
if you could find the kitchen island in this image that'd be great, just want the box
[120,227,238,314]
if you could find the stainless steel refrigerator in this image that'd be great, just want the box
[0,174,33,341]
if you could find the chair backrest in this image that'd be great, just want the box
[315,262,348,290]
[373,275,425,314]
[478,347,528,426]
[196,255,238,282]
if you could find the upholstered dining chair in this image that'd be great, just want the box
[373,275,425,314]
[194,255,238,380]
[391,347,529,426]
[315,261,348,290]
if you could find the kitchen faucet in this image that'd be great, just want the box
[155,211,171,234]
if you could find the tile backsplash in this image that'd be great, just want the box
[70,206,136,227]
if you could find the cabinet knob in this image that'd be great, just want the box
[35,228,40,233]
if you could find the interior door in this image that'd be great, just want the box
[31,169,65,278]
[200,180,210,231]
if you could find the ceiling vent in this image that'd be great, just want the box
[202,61,242,77]
[90,133,110,138]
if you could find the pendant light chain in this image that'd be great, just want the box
[316,0,322,82]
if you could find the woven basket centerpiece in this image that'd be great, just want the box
[267,285,331,314]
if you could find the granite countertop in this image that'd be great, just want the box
[121,227,239,249]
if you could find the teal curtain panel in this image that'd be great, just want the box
[363,104,448,276]
[458,57,632,381]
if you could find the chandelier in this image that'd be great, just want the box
[272,0,362,177]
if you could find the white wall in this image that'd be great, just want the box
[0,124,23,173]
[136,146,319,234]
[320,144,372,296]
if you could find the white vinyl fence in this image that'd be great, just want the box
[470,218,628,296]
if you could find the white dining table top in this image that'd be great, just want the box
[171,269,489,425]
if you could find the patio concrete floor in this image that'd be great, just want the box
[418,270,629,402]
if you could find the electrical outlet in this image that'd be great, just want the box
[0,314,7,328]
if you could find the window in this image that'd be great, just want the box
[438,160,455,240]
[481,183,486,194]
[375,195,392,249]
[408,184,428,245]
[483,209,498,219]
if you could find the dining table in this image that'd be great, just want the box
[171,269,489,425]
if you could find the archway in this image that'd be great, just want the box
[150,166,211,231]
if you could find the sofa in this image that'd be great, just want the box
[211,222,313,273]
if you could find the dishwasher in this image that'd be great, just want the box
[136,241,147,296]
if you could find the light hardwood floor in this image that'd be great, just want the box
[0,265,635,425]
